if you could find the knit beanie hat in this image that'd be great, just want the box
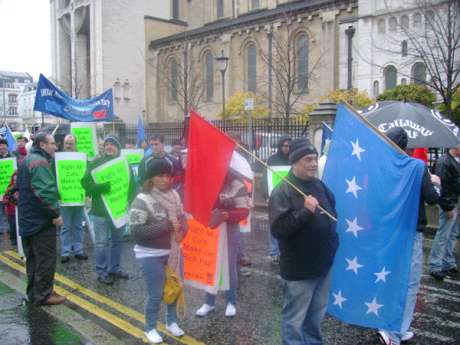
[146,158,173,179]
[103,135,122,152]
[385,127,408,150]
[289,137,318,164]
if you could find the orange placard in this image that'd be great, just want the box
[182,218,220,286]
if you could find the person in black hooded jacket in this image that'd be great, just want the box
[377,127,440,345]
[263,135,291,263]
[428,142,460,280]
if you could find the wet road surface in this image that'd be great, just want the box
[0,212,459,345]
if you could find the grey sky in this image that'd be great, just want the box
[0,0,50,81]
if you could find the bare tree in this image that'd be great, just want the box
[148,45,205,120]
[362,0,459,117]
[256,16,323,120]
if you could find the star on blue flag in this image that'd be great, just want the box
[323,104,425,331]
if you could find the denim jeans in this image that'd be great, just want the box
[91,215,124,278]
[281,270,332,345]
[384,232,423,345]
[60,206,84,257]
[268,231,280,257]
[429,207,459,272]
[205,225,239,306]
[138,255,177,331]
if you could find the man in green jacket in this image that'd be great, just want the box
[82,135,136,285]
[17,132,65,305]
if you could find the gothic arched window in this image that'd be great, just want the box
[247,43,257,93]
[296,34,309,93]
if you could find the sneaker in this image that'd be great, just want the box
[402,331,414,342]
[166,322,184,337]
[109,271,129,280]
[225,303,236,317]
[240,267,251,276]
[377,330,395,345]
[41,291,66,306]
[443,267,459,277]
[430,271,446,281]
[61,256,70,264]
[270,255,280,264]
[75,254,88,260]
[195,304,215,316]
[144,328,163,344]
[97,275,114,285]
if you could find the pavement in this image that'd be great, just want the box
[0,211,459,345]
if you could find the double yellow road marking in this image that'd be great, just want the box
[0,250,205,345]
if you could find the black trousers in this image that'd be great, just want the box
[22,227,57,304]
[7,215,17,244]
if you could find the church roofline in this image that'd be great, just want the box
[149,0,356,50]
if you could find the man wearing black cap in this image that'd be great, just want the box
[81,135,137,285]
[377,127,440,345]
[269,137,338,345]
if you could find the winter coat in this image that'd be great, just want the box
[81,154,137,220]
[17,147,60,237]
[128,192,179,249]
[269,170,338,281]
[263,135,291,198]
[417,167,440,231]
[2,174,17,216]
[434,152,460,211]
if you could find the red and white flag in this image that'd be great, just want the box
[184,111,235,226]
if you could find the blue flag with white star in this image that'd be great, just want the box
[323,104,425,331]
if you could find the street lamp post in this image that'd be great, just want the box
[216,49,229,119]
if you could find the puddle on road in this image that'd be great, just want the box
[0,282,86,345]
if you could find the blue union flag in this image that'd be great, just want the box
[323,104,425,331]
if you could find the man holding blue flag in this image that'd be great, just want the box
[322,105,440,345]
[269,137,338,345]
[377,127,440,345]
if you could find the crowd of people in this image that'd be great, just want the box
[0,127,459,345]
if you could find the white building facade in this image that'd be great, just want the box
[0,71,33,130]
[338,0,456,98]
[50,0,170,124]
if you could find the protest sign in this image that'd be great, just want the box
[120,149,144,177]
[0,158,17,198]
[267,165,290,196]
[182,218,222,289]
[91,157,130,228]
[71,122,97,160]
[55,152,87,206]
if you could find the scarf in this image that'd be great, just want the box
[150,187,183,224]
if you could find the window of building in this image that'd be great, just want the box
[425,10,435,29]
[172,0,179,20]
[205,52,214,101]
[297,34,309,93]
[8,94,17,103]
[401,40,408,57]
[384,65,397,90]
[8,107,17,116]
[251,0,260,10]
[412,62,427,84]
[413,12,422,28]
[377,19,386,34]
[373,80,380,97]
[217,0,224,18]
[401,15,409,29]
[247,43,257,93]
[169,59,178,102]
[401,78,407,85]
[389,17,397,32]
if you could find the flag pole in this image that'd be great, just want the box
[235,143,337,222]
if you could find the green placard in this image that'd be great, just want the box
[71,124,97,160]
[91,157,130,228]
[121,149,144,165]
[55,152,87,206]
[0,158,17,198]
[267,165,290,196]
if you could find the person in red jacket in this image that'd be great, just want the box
[2,172,18,246]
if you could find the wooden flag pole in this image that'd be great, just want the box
[235,143,337,222]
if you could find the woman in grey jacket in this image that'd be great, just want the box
[129,158,186,344]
